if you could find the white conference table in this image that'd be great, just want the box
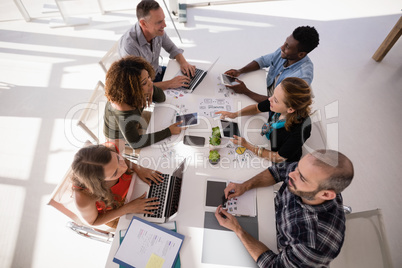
[105,59,278,268]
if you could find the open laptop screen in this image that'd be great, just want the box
[165,160,186,218]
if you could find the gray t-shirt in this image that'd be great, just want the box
[118,22,183,75]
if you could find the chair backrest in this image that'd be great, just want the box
[47,140,113,232]
[47,140,94,226]
[48,166,86,226]
[54,0,98,22]
[99,41,121,73]
[77,81,107,144]
[302,110,327,155]
[331,209,394,268]
[96,0,136,14]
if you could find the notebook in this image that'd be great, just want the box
[176,58,219,92]
[131,159,186,223]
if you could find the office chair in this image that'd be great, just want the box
[302,110,327,156]
[96,0,136,15]
[76,80,138,160]
[51,0,93,27]
[47,141,114,243]
[331,209,394,268]
[99,41,121,73]
[77,81,107,144]
[99,41,165,76]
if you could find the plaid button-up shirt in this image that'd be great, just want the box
[257,162,345,268]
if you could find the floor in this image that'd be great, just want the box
[0,0,401,267]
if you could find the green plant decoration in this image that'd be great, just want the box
[212,126,221,138]
[209,150,220,162]
[209,126,221,146]
[209,136,221,146]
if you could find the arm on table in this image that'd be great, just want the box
[225,61,268,103]
[74,191,159,226]
[231,136,287,163]
[216,103,260,119]
[215,205,270,261]
[225,60,260,77]
[153,75,190,90]
[215,169,278,262]
[224,169,277,200]
[153,54,195,89]
[226,80,268,103]
[175,53,196,77]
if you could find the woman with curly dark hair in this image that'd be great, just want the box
[71,142,162,227]
[216,77,312,163]
[104,56,184,149]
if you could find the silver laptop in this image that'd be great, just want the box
[176,58,219,93]
[132,159,186,223]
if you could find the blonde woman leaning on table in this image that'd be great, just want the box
[103,56,184,151]
[216,77,312,163]
[71,142,163,228]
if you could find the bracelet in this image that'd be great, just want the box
[258,147,263,157]
[254,146,258,155]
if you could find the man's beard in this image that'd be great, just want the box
[288,177,321,201]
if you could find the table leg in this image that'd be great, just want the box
[372,16,402,62]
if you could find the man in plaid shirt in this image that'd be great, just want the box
[215,149,354,267]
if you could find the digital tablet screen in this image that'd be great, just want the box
[220,120,240,137]
[176,112,198,127]
[221,74,236,85]
[206,181,227,207]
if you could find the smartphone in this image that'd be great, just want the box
[176,112,198,127]
[220,74,237,86]
[183,135,205,147]
[219,120,241,138]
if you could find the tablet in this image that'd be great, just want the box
[220,74,237,86]
[176,112,198,127]
[219,120,240,138]
[205,178,257,217]
[205,180,227,209]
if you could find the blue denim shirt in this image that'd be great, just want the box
[254,48,314,88]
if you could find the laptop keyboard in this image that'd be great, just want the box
[146,174,170,218]
[183,68,204,90]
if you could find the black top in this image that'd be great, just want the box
[257,99,311,162]
[103,86,171,149]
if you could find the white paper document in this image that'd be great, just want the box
[113,217,184,268]
[198,98,234,118]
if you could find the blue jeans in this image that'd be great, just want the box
[154,66,166,82]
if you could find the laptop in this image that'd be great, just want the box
[176,58,219,93]
[131,159,187,223]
